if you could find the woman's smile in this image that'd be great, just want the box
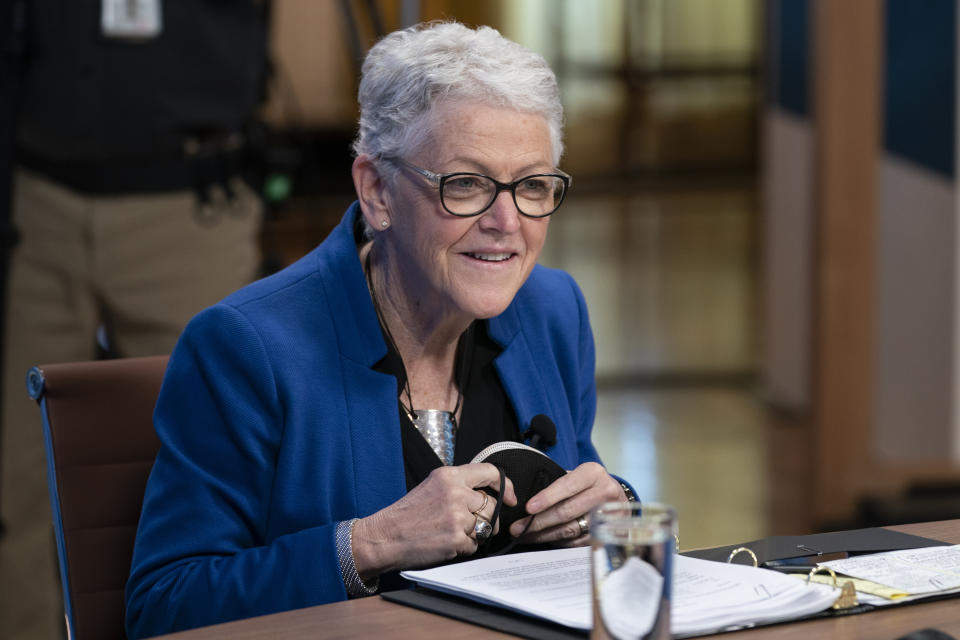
[463,251,514,263]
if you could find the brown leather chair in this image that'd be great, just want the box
[28,356,168,640]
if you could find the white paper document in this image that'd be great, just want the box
[401,547,840,637]
[403,548,593,629]
[671,557,839,636]
[821,544,960,595]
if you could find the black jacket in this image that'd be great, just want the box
[17,0,268,167]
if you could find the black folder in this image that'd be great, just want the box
[681,526,948,565]
[381,588,587,639]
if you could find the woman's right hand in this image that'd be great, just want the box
[351,463,516,581]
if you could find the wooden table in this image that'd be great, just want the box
[153,520,960,639]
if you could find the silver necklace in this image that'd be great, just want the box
[365,251,469,465]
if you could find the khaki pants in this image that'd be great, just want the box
[0,170,262,639]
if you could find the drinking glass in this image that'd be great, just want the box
[590,502,676,640]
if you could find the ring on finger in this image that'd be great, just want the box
[472,492,490,516]
[577,516,590,537]
[474,515,493,543]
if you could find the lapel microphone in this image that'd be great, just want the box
[522,414,557,450]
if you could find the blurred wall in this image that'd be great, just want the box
[503,0,759,178]
[260,0,502,132]
[260,1,357,130]
[761,0,812,410]
[762,0,960,525]
[874,1,957,463]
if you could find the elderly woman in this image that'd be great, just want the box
[125,21,635,638]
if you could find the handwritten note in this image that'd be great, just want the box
[821,544,960,594]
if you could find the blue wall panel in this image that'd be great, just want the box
[884,0,956,179]
[774,0,810,117]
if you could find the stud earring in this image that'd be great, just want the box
[380,220,389,228]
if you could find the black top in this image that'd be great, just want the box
[373,321,522,491]
[18,0,268,164]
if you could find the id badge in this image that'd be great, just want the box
[102,0,163,40]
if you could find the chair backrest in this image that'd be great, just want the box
[28,356,168,640]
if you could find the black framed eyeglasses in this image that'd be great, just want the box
[390,158,571,218]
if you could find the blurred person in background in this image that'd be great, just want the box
[0,1,269,637]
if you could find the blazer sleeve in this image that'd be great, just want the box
[565,273,638,498]
[125,304,347,638]
[567,273,601,464]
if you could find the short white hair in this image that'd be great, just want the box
[352,21,564,167]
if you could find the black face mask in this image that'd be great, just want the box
[471,441,567,556]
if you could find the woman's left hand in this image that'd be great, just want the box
[508,462,626,546]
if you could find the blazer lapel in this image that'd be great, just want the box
[320,205,407,516]
[487,302,578,466]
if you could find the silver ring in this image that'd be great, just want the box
[474,515,493,542]
[577,516,589,537]
[472,492,490,516]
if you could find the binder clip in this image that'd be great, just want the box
[725,548,858,611]
[807,566,858,610]
[726,546,758,567]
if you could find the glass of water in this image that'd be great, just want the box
[590,502,676,640]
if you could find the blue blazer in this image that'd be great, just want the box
[125,203,612,638]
